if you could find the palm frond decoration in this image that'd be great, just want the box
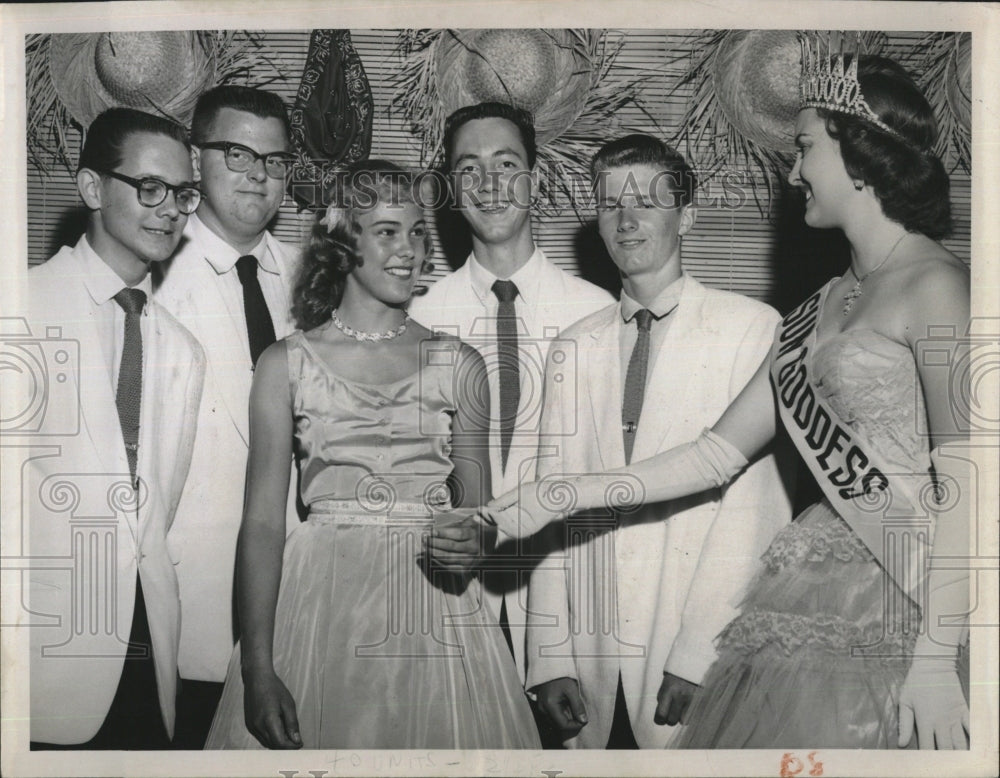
[212,30,287,89]
[26,31,287,176]
[390,29,655,215]
[26,33,74,173]
[902,32,971,173]
[668,29,887,215]
[391,29,448,166]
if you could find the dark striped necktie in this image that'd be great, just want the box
[113,288,146,487]
[492,279,520,473]
[622,308,653,465]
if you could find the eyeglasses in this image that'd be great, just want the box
[198,141,297,179]
[101,170,202,214]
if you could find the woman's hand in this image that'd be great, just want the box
[243,667,303,749]
[534,677,588,738]
[897,656,969,749]
[481,479,573,539]
[424,508,494,573]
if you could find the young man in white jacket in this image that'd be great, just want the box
[525,134,792,748]
[27,108,204,749]
[414,103,613,684]
[154,86,301,748]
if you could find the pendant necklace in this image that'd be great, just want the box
[842,232,908,316]
[330,309,408,342]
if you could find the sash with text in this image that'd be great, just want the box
[770,284,936,605]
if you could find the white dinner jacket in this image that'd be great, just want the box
[409,250,613,679]
[25,240,204,744]
[154,220,300,681]
[526,275,792,748]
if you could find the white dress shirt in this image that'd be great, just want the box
[617,274,685,390]
[76,236,154,391]
[185,214,291,367]
[409,247,614,680]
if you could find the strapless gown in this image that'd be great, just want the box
[674,327,957,749]
[205,331,539,749]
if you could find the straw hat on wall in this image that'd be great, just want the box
[711,30,803,154]
[672,29,885,211]
[29,31,281,172]
[433,29,593,146]
[48,31,218,128]
[393,28,648,211]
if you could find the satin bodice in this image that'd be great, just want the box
[286,331,460,509]
[811,326,931,478]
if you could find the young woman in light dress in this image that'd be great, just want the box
[206,160,540,749]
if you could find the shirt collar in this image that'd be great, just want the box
[79,236,153,307]
[188,212,273,275]
[620,273,686,324]
[467,245,546,307]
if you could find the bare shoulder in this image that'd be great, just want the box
[405,317,437,341]
[901,246,969,310]
[456,338,483,363]
[896,245,970,340]
[253,339,290,388]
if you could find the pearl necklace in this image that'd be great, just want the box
[842,233,908,316]
[330,309,408,342]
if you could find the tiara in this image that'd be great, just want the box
[799,35,909,145]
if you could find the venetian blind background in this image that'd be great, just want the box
[25,29,972,311]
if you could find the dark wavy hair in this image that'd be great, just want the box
[817,55,951,239]
[442,102,537,171]
[293,160,432,330]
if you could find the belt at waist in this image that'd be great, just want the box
[307,498,441,527]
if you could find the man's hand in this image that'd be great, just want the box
[654,671,699,726]
[423,509,493,573]
[535,677,588,738]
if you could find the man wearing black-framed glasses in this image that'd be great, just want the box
[27,107,205,750]
[195,141,297,181]
[155,85,302,750]
[97,169,202,214]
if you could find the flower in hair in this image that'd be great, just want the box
[319,202,347,234]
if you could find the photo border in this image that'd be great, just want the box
[2,1,997,776]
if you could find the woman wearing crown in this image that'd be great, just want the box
[480,48,971,749]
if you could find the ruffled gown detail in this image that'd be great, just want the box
[674,328,934,749]
[205,332,539,749]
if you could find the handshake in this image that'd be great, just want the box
[422,473,641,571]
[421,479,579,572]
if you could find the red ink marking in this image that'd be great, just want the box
[780,752,822,777]
[780,753,803,777]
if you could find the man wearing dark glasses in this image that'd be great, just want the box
[28,107,205,749]
[154,85,302,749]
